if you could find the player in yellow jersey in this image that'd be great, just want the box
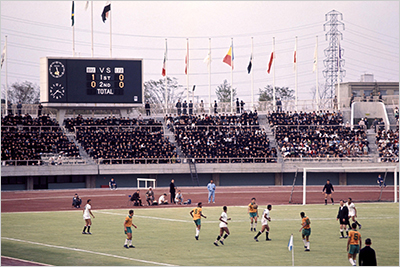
[190,202,207,240]
[347,223,362,266]
[123,210,137,249]
[299,211,311,251]
[248,198,259,231]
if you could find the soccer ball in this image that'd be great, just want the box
[253,204,258,209]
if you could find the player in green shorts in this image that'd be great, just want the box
[248,198,259,231]
[299,212,311,251]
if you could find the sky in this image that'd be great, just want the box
[1,1,399,105]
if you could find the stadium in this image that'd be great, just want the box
[1,1,399,266]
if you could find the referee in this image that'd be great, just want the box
[322,179,334,205]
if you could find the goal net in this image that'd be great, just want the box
[299,166,398,205]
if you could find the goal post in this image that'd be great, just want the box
[302,166,398,205]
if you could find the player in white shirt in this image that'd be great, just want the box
[213,206,231,246]
[346,198,361,230]
[254,204,272,241]
[82,199,95,234]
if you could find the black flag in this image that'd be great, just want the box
[247,54,252,74]
[192,85,196,91]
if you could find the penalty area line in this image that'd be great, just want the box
[1,237,176,266]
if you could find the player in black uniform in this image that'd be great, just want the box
[322,179,334,205]
[337,199,349,238]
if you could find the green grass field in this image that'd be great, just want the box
[1,203,399,266]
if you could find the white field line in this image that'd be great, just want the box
[1,255,53,266]
[1,237,175,266]
[95,211,397,224]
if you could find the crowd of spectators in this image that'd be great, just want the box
[66,115,178,164]
[375,127,399,163]
[1,114,80,165]
[267,110,369,159]
[169,112,277,163]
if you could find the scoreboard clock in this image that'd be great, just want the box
[40,57,143,105]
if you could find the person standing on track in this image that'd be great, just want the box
[248,198,259,232]
[337,199,350,238]
[322,179,334,205]
[207,179,216,203]
[254,204,272,242]
[214,206,231,246]
[82,199,95,235]
[169,179,176,204]
[347,223,362,266]
[123,210,137,249]
[299,211,311,251]
[346,198,362,230]
[190,202,207,240]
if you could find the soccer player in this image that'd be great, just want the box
[346,198,361,229]
[254,204,272,242]
[123,210,138,249]
[190,202,207,240]
[214,206,231,246]
[337,199,350,238]
[299,211,311,251]
[248,198,259,232]
[82,199,95,234]
[322,179,334,205]
[347,223,362,266]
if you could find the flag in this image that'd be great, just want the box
[71,1,75,26]
[85,1,89,11]
[162,42,167,77]
[185,40,189,75]
[101,2,111,23]
[288,234,293,251]
[1,44,5,69]
[267,51,274,74]
[223,42,234,69]
[247,54,252,74]
[337,40,342,69]
[204,51,211,66]
[313,43,317,73]
[293,42,297,72]
[192,85,196,91]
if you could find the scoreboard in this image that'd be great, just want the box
[40,57,143,105]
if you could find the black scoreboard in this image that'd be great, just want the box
[40,58,143,104]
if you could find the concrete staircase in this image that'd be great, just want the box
[258,114,282,161]
[63,127,96,165]
[386,107,397,126]
[162,119,186,159]
[366,128,378,156]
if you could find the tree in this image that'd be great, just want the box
[258,85,294,101]
[144,77,184,105]
[2,81,40,104]
[215,79,237,103]
[310,82,332,109]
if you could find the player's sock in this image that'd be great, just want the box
[331,198,334,204]
[129,239,132,246]
[349,258,354,265]
[195,229,200,237]
[346,230,349,236]
[302,239,307,247]
[250,222,253,230]
[355,221,361,226]
[254,223,257,230]
[265,231,269,240]
[324,198,327,205]
[82,226,87,232]
[254,231,262,239]
[124,239,128,245]
[306,241,310,250]
[223,233,229,240]
[340,229,344,237]
[215,235,221,242]
[87,226,91,233]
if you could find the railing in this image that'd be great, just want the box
[1,156,87,166]
[72,125,163,132]
[1,125,61,132]
[282,156,374,163]
[95,157,278,164]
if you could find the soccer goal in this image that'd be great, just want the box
[302,166,398,205]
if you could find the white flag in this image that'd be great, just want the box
[313,43,318,73]
[85,1,89,11]
[203,51,211,67]
[288,234,293,251]
[1,44,5,69]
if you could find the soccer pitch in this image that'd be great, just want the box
[1,203,399,266]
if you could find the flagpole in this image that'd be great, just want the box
[165,38,168,114]
[295,36,298,111]
[316,35,319,111]
[186,38,189,104]
[5,35,8,116]
[337,35,341,111]
[91,1,94,57]
[109,2,112,57]
[208,38,211,114]
[272,37,276,112]
[251,37,254,112]
[72,1,75,57]
[230,38,233,114]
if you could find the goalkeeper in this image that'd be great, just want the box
[248,198,259,232]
